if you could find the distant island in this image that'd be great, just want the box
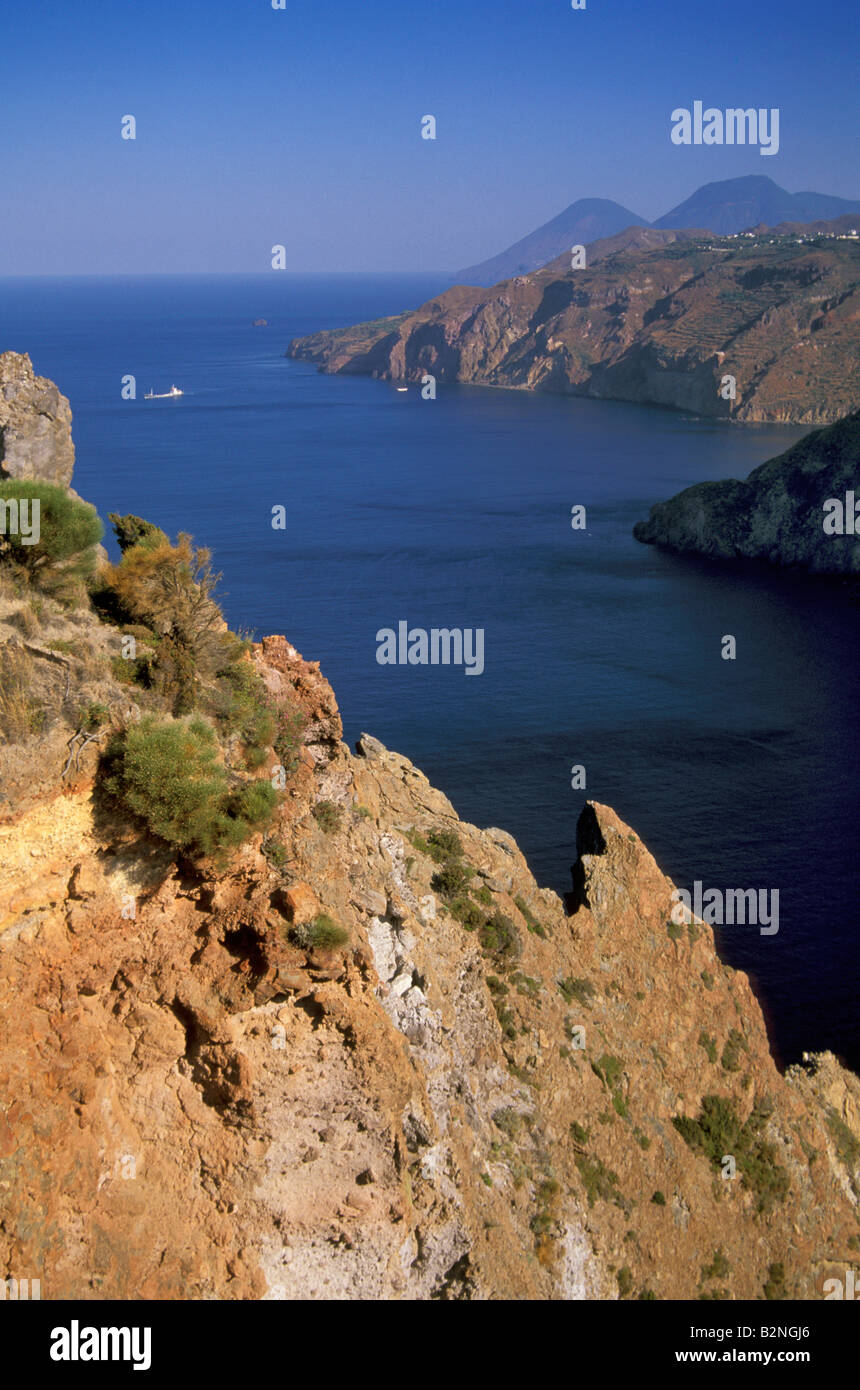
[287,219,860,425]
[634,411,860,573]
[456,175,860,285]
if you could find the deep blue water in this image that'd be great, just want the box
[2,273,858,1071]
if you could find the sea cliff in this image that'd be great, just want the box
[287,224,860,425]
[1,357,858,1300]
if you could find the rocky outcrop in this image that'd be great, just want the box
[1,641,858,1299]
[0,352,75,487]
[634,411,860,573]
[287,225,860,424]
[1,360,858,1301]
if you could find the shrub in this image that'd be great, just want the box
[211,659,276,764]
[763,1262,786,1300]
[492,1108,523,1138]
[651,1190,666,1206]
[575,1153,623,1208]
[312,800,342,834]
[105,715,275,856]
[0,481,102,599]
[427,827,463,861]
[431,860,474,898]
[227,777,277,828]
[617,1267,634,1298]
[698,1031,718,1064]
[721,1027,748,1072]
[290,913,349,951]
[592,1054,624,1089]
[701,1248,731,1282]
[558,976,595,1007]
[103,533,231,710]
[667,920,684,941]
[673,1094,790,1213]
[449,896,484,929]
[478,912,521,968]
[272,698,307,773]
[514,894,548,938]
[109,512,168,554]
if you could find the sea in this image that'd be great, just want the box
[2,272,857,1071]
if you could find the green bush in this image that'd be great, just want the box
[673,1094,790,1214]
[575,1153,623,1208]
[431,860,474,898]
[721,1027,748,1072]
[558,976,595,1007]
[427,827,463,861]
[290,913,349,951]
[273,701,307,773]
[449,895,484,929]
[651,1190,666,1206]
[211,659,276,764]
[514,894,548,938]
[105,715,276,856]
[478,912,521,968]
[701,1248,731,1282]
[0,481,103,598]
[312,799,342,834]
[109,512,168,554]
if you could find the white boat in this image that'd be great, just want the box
[144,385,184,399]
[396,386,408,393]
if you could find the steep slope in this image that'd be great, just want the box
[288,226,860,424]
[456,198,648,286]
[633,411,860,572]
[1,636,859,1300]
[1,359,858,1301]
[654,176,860,236]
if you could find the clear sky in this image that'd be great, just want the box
[2,0,858,273]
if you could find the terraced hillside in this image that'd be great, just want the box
[287,227,860,424]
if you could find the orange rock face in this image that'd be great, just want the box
[0,639,857,1301]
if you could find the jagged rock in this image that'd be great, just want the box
[0,352,75,486]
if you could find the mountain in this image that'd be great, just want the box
[652,175,860,236]
[3,355,860,1299]
[633,411,860,572]
[288,221,860,425]
[455,179,860,287]
[455,197,648,286]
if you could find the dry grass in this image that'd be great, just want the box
[0,643,44,743]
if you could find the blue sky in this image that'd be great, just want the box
[2,0,858,273]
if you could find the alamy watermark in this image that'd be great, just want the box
[670,103,780,156]
[671,882,779,936]
[376,622,484,676]
[0,497,40,545]
[50,1321,151,1371]
[822,490,859,534]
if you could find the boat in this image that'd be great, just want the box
[396,386,408,393]
[144,385,184,399]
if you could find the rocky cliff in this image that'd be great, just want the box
[0,352,75,487]
[634,411,860,573]
[287,225,860,424]
[1,362,858,1301]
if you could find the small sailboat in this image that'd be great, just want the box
[144,385,184,399]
